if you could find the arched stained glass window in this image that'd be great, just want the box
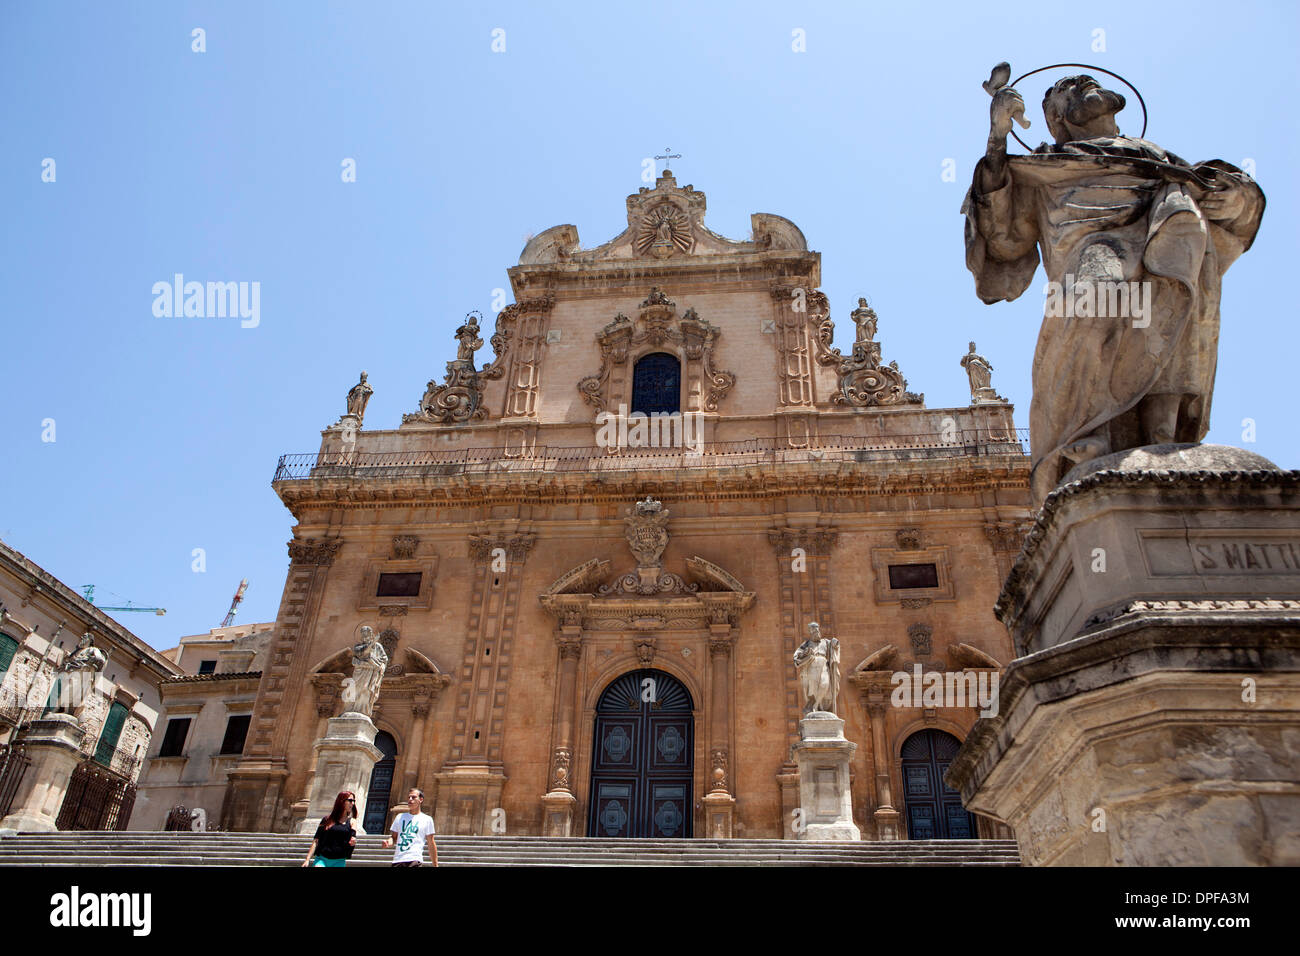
[631,353,681,416]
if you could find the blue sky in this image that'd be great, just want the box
[3,1,1296,651]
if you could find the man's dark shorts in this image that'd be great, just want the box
[391,860,423,867]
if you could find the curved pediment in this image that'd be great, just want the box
[544,558,612,595]
[310,647,353,674]
[855,643,901,673]
[518,171,807,264]
[685,556,747,593]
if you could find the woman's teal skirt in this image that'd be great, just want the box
[311,856,347,867]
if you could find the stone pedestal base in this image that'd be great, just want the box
[949,446,1300,866]
[791,714,860,841]
[541,790,576,837]
[702,791,736,838]
[297,714,382,835]
[0,715,86,832]
[433,765,506,835]
[873,807,901,841]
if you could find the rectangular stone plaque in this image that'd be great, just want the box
[1141,531,1300,577]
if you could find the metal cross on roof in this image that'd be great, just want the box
[654,147,681,170]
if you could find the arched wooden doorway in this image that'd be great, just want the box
[587,669,693,838]
[901,729,976,839]
[363,731,397,834]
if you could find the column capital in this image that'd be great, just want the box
[469,532,537,564]
[767,527,838,556]
[287,537,342,567]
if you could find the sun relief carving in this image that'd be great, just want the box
[636,203,693,258]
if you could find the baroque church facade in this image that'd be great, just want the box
[222,170,1032,840]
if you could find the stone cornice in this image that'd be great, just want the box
[945,608,1300,803]
[0,539,183,681]
[995,467,1300,620]
[508,250,821,297]
[275,458,1030,517]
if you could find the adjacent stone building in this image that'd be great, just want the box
[0,540,181,829]
[130,622,274,830]
[223,170,1033,840]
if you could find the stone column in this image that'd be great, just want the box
[791,713,860,841]
[542,629,582,836]
[297,714,383,835]
[866,700,901,840]
[404,687,432,797]
[0,714,86,832]
[701,627,737,837]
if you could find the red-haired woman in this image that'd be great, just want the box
[302,791,358,867]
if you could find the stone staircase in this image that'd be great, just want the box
[0,831,1020,866]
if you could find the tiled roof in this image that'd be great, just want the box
[162,670,262,684]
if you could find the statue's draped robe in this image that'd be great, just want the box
[962,137,1264,503]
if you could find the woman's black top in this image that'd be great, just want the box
[312,820,356,859]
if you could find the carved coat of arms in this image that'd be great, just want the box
[625,496,670,569]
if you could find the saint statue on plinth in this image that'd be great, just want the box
[793,621,840,716]
[343,625,388,719]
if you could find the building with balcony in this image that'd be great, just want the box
[223,170,1033,840]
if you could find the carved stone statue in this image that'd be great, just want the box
[48,632,107,713]
[961,341,1004,404]
[405,314,488,424]
[455,314,484,363]
[793,621,840,715]
[343,625,389,719]
[61,632,107,674]
[963,67,1265,504]
[345,371,373,422]
[851,298,878,343]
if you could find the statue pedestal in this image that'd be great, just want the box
[948,446,1300,865]
[791,714,860,841]
[541,790,575,837]
[873,807,902,841]
[1,715,86,832]
[701,790,736,838]
[297,713,383,835]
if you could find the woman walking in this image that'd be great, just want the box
[302,791,358,867]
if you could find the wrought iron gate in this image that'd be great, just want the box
[0,743,30,819]
[56,759,136,831]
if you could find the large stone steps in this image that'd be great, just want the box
[0,832,1020,866]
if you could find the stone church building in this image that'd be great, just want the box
[222,170,1032,840]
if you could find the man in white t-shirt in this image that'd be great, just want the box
[383,788,438,867]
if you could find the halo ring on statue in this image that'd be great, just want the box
[1006,63,1147,153]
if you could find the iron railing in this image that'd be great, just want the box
[273,428,1030,482]
[56,758,137,831]
[0,743,30,819]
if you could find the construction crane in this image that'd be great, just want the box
[81,585,167,616]
[221,578,249,627]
